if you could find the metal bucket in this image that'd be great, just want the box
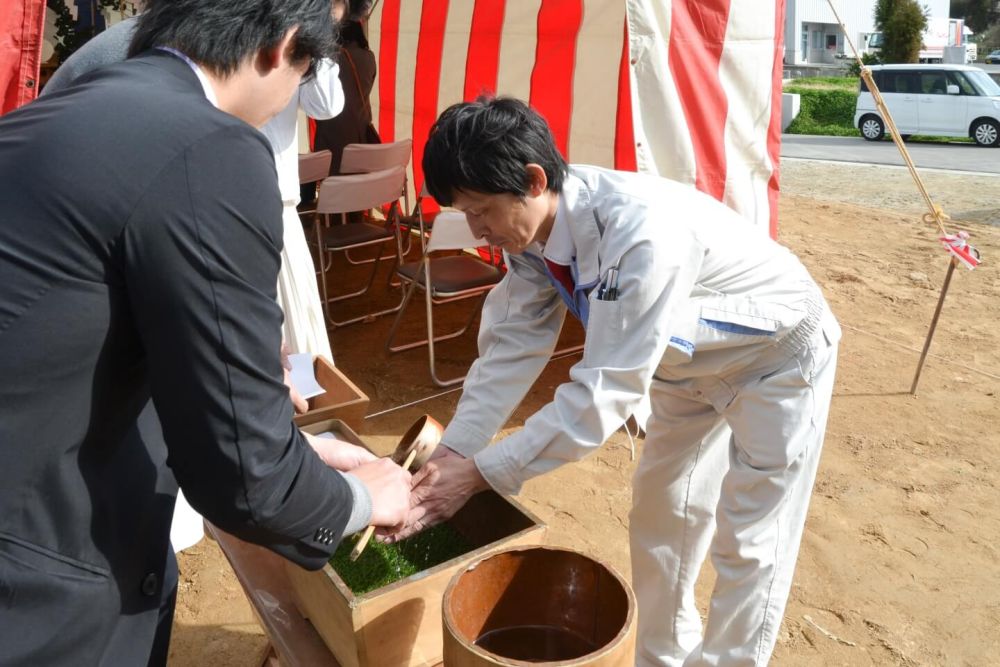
[442,546,635,666]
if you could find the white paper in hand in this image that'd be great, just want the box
[288,353,326,400]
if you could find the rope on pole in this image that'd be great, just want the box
[825,0,951,237]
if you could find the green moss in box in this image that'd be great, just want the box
[330,523,472,595]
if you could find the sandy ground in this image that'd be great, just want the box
[168,158,1000,666]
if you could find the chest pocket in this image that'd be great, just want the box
[582,298,623,364]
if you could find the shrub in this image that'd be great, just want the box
[847,52,882,77]
[784,85,859,136]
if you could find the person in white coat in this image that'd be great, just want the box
[389,97,841,667]
[260,57,341,361]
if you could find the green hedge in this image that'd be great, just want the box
[784,84,859,136]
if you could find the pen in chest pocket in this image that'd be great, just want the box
[597,266,620,301]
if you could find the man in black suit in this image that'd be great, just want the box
[0,1,410,664]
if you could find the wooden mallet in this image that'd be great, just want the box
[350,415,442,561]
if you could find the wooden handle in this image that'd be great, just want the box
[349,448,419,561]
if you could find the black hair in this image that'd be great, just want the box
[421,96,569,206]
[129,0,337,78]
[338,20,368,50]
[343,0,374,20]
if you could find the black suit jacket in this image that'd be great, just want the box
[0,51,354,664]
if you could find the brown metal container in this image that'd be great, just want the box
[442,546,636,666]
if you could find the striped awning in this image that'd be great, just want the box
[367,0,786,236]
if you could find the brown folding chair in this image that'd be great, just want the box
[314,166,408,328]
[385,211,503,387]
[297,150,332,218]
[338,140,415,262]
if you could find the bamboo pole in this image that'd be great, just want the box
[910,259,957,395]
[825,1,977,394]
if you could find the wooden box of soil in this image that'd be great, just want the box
[287,419,547,667]
[292,356,369,432]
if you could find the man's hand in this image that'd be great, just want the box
[350,458,412,527]
[304,432,377,471]
[280,343,309,414]
[381,446,490,543]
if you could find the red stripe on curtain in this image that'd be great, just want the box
[464,0,506,100]
[1,0,46,115]
[766,0,786,239]
[667,0,732,201]
[614,18,637,172]
[377,0,402,142]
[411,0,450,199]
[528,0,583,158]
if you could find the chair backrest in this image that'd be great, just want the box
[316,166,407,215]
[298,150,332,185]
[426,211,487,252]
[339,139,413,174]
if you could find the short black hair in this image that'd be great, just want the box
[129,0,337,78]
[343,0,374,20]
[422,96,568,206]
[338,20,368,50]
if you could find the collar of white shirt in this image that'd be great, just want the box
[156,46,219,108]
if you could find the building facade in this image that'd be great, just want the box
[785,0,950,64]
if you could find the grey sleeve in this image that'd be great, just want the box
[42,17,138,95]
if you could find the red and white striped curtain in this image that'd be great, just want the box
[367,0,785,236]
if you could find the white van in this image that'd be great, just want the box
[854,64,1000,146]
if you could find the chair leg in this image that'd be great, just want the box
[323,246,385,305]
[427,284,468,388]
[384,277,421,353]
[324,241,406,328]
[386,292,486,353]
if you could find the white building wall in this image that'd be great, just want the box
[785,0,952,65]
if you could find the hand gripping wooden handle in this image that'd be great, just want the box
[349,447,418,561]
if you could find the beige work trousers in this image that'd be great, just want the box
[630,315,839,666]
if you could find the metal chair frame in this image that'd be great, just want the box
[337,140,415,265]
[314,166,408,328]
[385,211,502,387]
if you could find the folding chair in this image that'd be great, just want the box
[385,211,503,387]
[338,140,416,263]
[340,140,412,179]
[314,166,408,328]
[397,181,440,256]
[297,150,332,218]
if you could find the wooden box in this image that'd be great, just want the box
[288,420,547,667]
[293,356,369,432]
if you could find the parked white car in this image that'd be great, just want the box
[854,64,1000,146]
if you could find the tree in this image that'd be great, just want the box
[45,0,134,64]
[951,0,1000,34]
[874,0,929,63]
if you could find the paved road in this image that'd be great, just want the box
[780,134,1000,174]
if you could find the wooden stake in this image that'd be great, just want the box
[910,259,957,395]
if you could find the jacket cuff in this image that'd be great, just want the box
[441,419,494,459]
[473,442,525,496]
[339,472,373,535]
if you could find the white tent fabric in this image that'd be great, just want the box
[365,0,784,236]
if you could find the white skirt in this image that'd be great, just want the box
[276,203,333,360]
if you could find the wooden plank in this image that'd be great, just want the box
[206,523,340,667]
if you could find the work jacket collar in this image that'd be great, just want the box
[550,168,602,289]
